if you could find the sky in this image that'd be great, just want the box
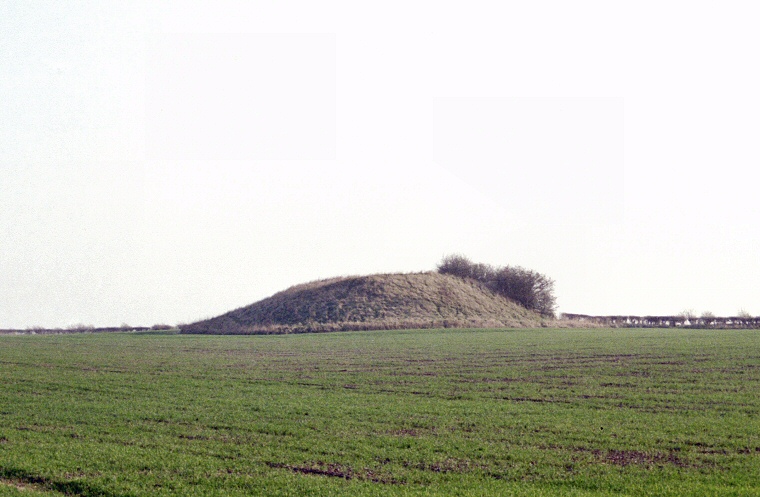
[2,1,759,328]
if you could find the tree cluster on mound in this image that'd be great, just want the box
[437,255,556,317]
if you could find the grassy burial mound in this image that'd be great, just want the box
[181,272,546,334]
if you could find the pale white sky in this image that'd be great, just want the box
[2,1,759,328]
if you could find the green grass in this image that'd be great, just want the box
[1,328,758,496]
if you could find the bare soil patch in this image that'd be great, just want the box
[266,461,401,484]
[574,448,691,468]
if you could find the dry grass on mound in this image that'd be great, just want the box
[182,272,547,334]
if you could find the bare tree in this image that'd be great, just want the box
[737,309,752,319]
[678,309,696,319]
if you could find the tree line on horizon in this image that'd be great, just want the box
[437,254,557,318]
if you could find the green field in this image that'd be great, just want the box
[1,328,758,496]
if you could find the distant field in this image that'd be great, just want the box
[1,328,759,496]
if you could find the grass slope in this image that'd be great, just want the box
[182,272,545,334]
[1,328,759,496]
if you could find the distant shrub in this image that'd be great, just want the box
[437,255,556,317]
[66,323,95,332]
[151,324,173,330]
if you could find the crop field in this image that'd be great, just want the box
[1,328,759,496]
